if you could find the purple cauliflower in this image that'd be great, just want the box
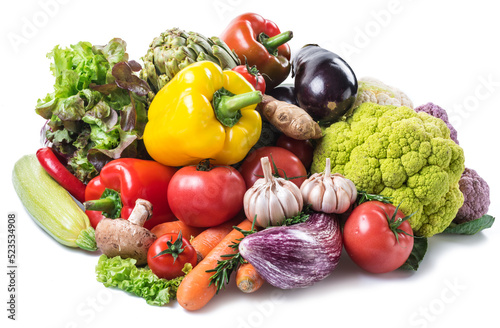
[454,168,490,224]
[414,102,459,144]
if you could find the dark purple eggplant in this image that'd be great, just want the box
[292,44,357,125]
[266,84,298,105]
[238,212,342,289]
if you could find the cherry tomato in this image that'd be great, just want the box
[167,160,246,227]
[343,201,414,274]
[239,146,307,189]
[275,134,314,170]
[232,64,266,93]
[147,232,197,280]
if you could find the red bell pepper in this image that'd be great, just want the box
[83,158,177,230]
[220,13,293,91]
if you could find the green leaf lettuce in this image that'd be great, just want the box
[95,255,191,306]
[36,38,150,183]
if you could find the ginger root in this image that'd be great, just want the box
[257,95,322,140]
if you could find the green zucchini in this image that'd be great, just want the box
[12,154,97,251]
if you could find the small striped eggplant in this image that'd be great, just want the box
[238,212,342,289]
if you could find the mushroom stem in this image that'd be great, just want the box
[128,199,153,227]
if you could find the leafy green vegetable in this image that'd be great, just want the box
[36,38,150,183]
[95,255,191,306]
[443,214,495,235]
[399,237,427,271]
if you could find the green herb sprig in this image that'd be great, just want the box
[206,217,257,293]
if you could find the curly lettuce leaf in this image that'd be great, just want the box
[92,37,128,66]
[35,38,150,183]
[95,255,191,306]
[112,61,150,96]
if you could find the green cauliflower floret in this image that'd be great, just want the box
[311,102,465,237]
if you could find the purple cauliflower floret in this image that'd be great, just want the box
[454,168,490,224]
[414,102,459,144]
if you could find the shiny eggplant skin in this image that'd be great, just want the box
[266,84,298,105]
[292,44,357,125]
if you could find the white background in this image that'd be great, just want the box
[1,0,499,327]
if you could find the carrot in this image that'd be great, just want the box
[150,220,205,241]
[236,263,265,293]
[176,218,253,311]
[191,214,244,262]
[257,94,322,140]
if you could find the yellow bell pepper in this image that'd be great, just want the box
[143,61,262,167]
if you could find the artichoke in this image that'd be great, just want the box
[140,28,241,99]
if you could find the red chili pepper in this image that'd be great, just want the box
[36,147,87,203]
[220,13,293,91]
[83,158,177,230]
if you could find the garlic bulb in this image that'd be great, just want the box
[243,156,303,228]
[300,158,357,214]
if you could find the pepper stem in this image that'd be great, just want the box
[83,188,122,219]
[213,88,262,127]
[258,31,293,56]
[84,198,115,212]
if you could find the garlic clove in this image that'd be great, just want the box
[276,183,302,218]
[335,189,351,213]
[267,186,287,226]
[321,179,337,213]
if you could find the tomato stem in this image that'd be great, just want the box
[382,201,417,246]
[196,158,214,171]
[153,231,185,262]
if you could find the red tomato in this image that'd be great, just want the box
[232,64,266,93]
[238,146,307,189]
[343,201,414,274]
[147,233,197,280]
[167,160,246,227]
[275,134,314,170]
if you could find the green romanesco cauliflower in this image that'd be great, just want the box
[311,102,465,237]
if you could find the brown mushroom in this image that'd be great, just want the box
[95,199,157,265]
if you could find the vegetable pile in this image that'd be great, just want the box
[12,12,495,311]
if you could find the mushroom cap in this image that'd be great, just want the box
[95,218,157,266]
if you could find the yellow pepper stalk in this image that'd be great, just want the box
[144,61,263,167]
